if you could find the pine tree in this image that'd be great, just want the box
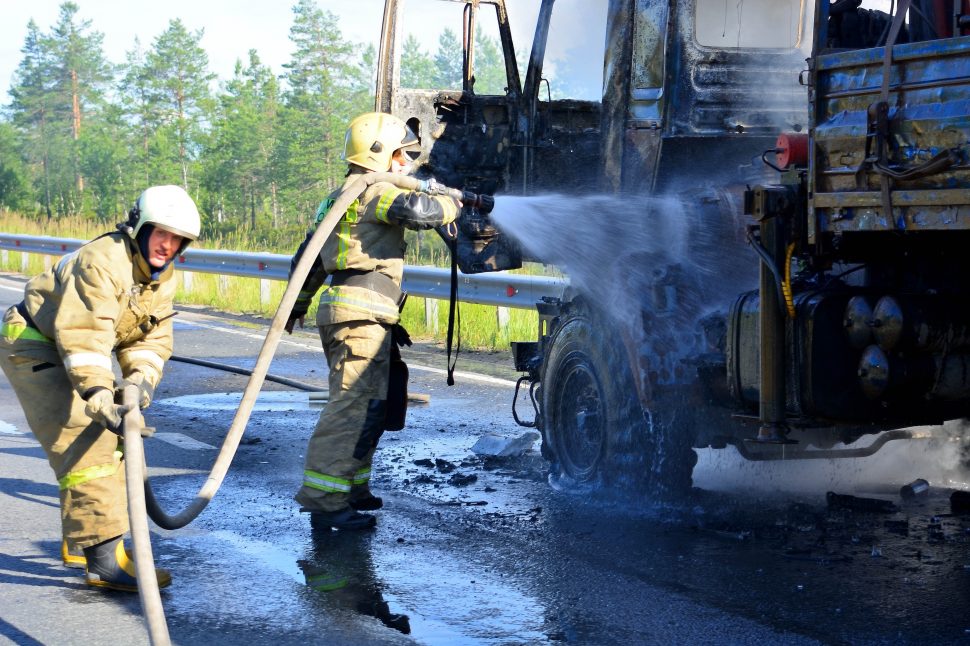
[205,50,280,230]
[432,28,463,89]
[401,34,436,88]
[277,0,355,219]
[473,30,507,95]
[0,122,32,212]
[47,2,113,199]
[79,104,129,220]
[9,20,58,218]
[119,39,160,194]
[142,19,215,190]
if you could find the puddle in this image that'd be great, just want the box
[157,391,322,412]
[158,391,436,413]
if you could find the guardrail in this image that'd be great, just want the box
[0,233,565,309]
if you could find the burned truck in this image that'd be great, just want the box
[376,0,970,495]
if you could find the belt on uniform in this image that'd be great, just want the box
[329,270,406,310]
[15,301,39,330]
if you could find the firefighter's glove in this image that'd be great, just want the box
[118,371,154,409]
[84,388,132,434]
[285,314,305,335]
[391,323,412,348]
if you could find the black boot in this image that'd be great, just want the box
[307,507,376,531]
[84,535,172,592]
[349,494,383,511]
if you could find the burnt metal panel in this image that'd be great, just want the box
[811,36,970,238]
[665,0,811,139]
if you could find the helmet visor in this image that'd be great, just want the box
[399,124,421,161]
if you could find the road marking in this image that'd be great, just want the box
[0,284,23,293]
[152,432,217,450]
[407,363,519,386]
[0,420,24,435]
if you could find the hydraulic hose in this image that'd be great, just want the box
[143,172,435,530]
[781,242,796,319]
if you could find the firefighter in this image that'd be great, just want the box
[286,112,461,530]
[0,185,200,591]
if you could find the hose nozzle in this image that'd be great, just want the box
[461,191,495,214]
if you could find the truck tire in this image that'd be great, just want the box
[541,309,620,487]
[540,302,695,497]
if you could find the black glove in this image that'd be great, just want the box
[391,324,412,348]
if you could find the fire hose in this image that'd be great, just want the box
[121,172,468,645]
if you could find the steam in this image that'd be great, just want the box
[490,192,757,327]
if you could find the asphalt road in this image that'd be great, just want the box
[1,272,969,645]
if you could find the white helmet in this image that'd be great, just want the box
[125,185,201,248]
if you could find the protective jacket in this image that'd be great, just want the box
[0,230,177,550]
[22,231,175,395]
[290,172,460,326]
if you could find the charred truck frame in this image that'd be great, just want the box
[377,0,970,494]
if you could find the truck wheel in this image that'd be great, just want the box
[541,306,640,488]
[541,304,696,497]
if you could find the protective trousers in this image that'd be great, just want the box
[296,320,391,512]
[0,306,129,550]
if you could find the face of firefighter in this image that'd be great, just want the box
[390,149,413,176]
[145,227,185,269]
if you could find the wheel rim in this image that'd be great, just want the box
[551,351,607,481]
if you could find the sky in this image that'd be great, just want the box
[0,0,895,106]
[0,1,387,102]
[0,0,549,104]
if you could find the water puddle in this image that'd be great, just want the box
[158,391,435,413]
[156,391,322,412]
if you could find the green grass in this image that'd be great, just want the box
[0,213,539,351]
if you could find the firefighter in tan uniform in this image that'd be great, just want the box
[286,112,461,530]
[0,185,200,591]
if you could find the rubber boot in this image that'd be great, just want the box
[65,538,135,570]
[306,507,376,531]
[61,539,86,569]
[84,536,172,592]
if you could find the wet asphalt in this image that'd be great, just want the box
[1,274,969,645]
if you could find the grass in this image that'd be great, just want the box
[0,212,539,351]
